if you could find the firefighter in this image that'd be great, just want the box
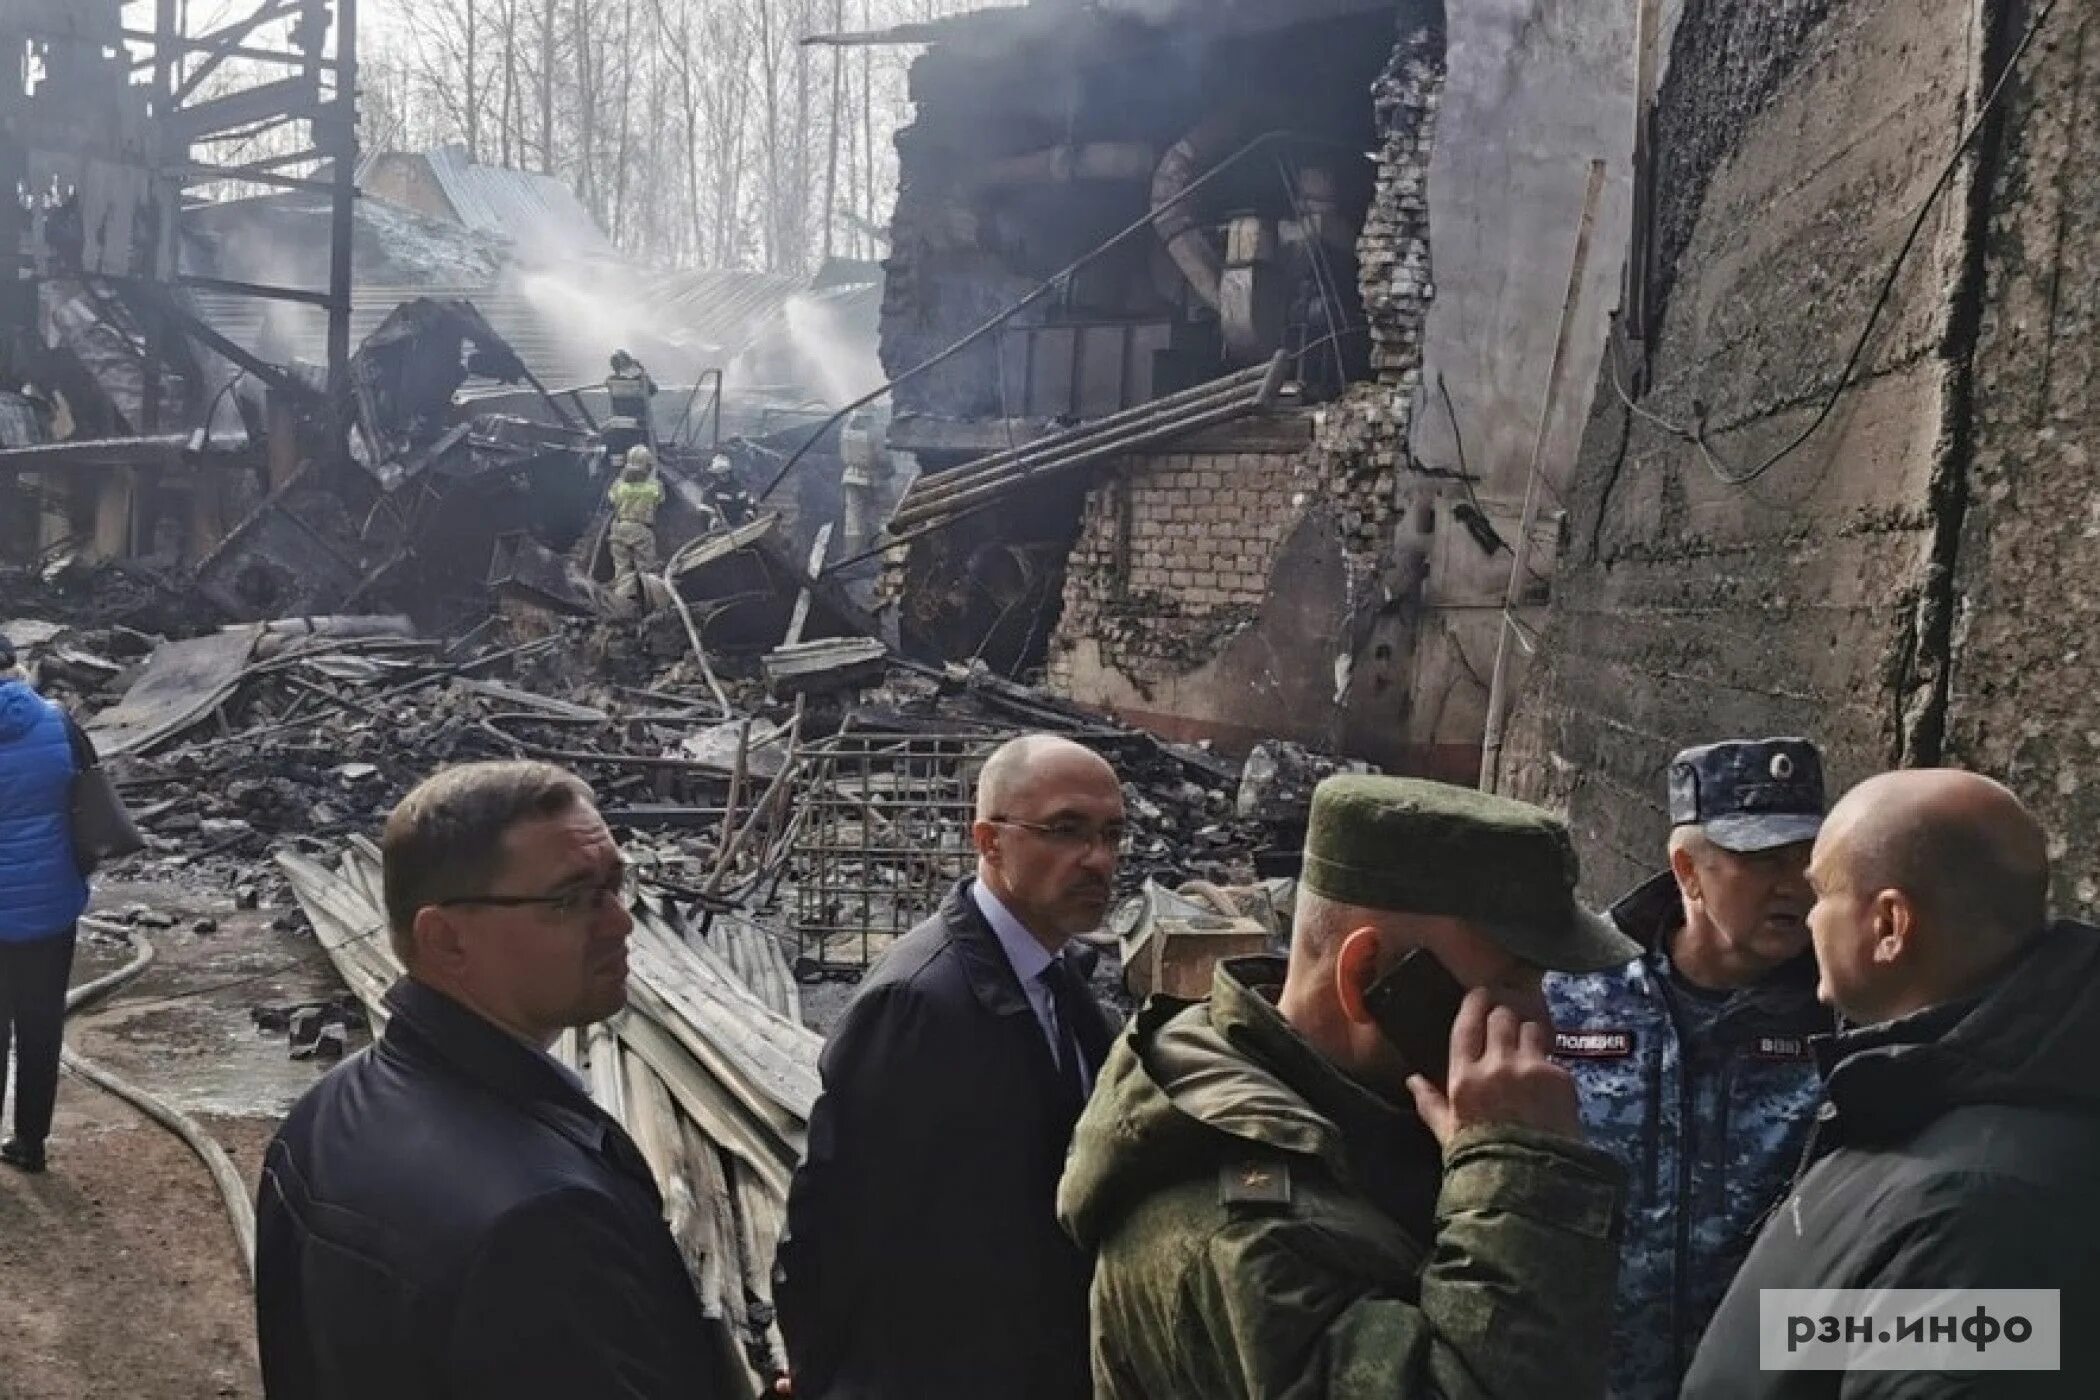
[605,351,657,460]
[705,453,757,529]
[607,445,664,607]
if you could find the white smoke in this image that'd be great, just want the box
[776,293,885,407]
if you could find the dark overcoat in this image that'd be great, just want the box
[256,978,723,1399]
[774,879,1115,1400]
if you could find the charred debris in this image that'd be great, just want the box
[1,0,1413,1023]
[2,234,1356,1018]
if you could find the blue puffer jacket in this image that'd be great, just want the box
[1546,870,1830,1400]
[0,678,88,940]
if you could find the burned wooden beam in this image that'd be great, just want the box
[762,637,890,698]
[154,294,328,402]
[165,0,319,103]
[164,76,321,145]
[0,435,188,476]
[176,273,336,309]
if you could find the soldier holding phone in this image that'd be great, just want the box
[1058,775,1642,1400]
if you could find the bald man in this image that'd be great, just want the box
[774,734,1123,1400]
[1685,770,2100,1398]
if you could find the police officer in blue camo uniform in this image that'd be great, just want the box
[1545,738,1833,1400]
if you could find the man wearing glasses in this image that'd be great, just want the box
[254,761,719,1399]
[775,733,1123,1400]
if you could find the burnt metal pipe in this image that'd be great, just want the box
[892,376,1267,526]
[887,353,1289,532]
[903,361,1270,500]
[1151,112,1246,312]
[822,376,1284,579]
[978,142,1157,187]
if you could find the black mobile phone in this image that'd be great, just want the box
[1362,948,1470,1086]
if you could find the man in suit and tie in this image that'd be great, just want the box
[774,733,1122,1400]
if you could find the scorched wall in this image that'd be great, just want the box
[1506,0,2100,908]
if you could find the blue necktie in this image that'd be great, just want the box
[1040,962,1090,1107]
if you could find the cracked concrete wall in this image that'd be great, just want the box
[1503,0,1990,898]
[1401,0,1641,766]
[1940,5,2100,911]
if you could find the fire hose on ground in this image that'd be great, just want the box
[61,914,257,1284]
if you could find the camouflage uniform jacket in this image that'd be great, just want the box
[1058,956,1626,1400]
[1545,872,1830,1400]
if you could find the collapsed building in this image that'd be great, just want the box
[842,0,1642,781]
[1500,0,2100,906]
[0,0,357,573]
[1,4,885,645]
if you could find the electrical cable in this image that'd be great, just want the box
[198,368,249,451]
[756,128,1349,505]
[1612,0,2058,488]
[1275,153,1353,393]
[816,323,1368,583]
[1435,371,1553,584]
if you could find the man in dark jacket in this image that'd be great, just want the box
[773,733,1122,1400]
[255,760,721,1400]
[0,633,90,1175]
[1061,775,1640,1400]
[1547,738,1833,1398]
[1685,769,2100,1397]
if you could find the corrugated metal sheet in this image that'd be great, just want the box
[185,286,599,388]
[422,145,620,261]
[186,272,840,393]
[182,182,882,398]
[653,270,802,348]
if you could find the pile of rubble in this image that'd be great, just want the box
[10,487,1378,1394]
[10,588,1360,971]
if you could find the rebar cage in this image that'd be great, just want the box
[786,731,1000,972]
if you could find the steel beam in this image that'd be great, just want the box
[177,274,335,309]
[325,0,358,408]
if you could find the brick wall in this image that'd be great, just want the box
[362,154,458,226]
[1048,17,1448,690]
[1041,15,1450,766]
[1046,449,1301,692]
[1302,18,1447,559]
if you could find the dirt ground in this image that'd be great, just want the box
[0,877,362,1400]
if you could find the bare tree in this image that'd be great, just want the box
[344,0,979,276]
[403,0,489,160]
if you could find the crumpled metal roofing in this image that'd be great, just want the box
[186,270,834,393]
[421,144,620,262]
[186,286,593,388]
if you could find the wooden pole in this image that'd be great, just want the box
[1478,158,1608,793]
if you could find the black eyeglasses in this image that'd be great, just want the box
[436,869,632,922]
[988,816,1130,854]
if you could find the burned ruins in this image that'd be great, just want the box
[9,0,2100,1393]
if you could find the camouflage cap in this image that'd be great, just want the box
[1300,775,1640,973]
[1668,737,1825,853]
